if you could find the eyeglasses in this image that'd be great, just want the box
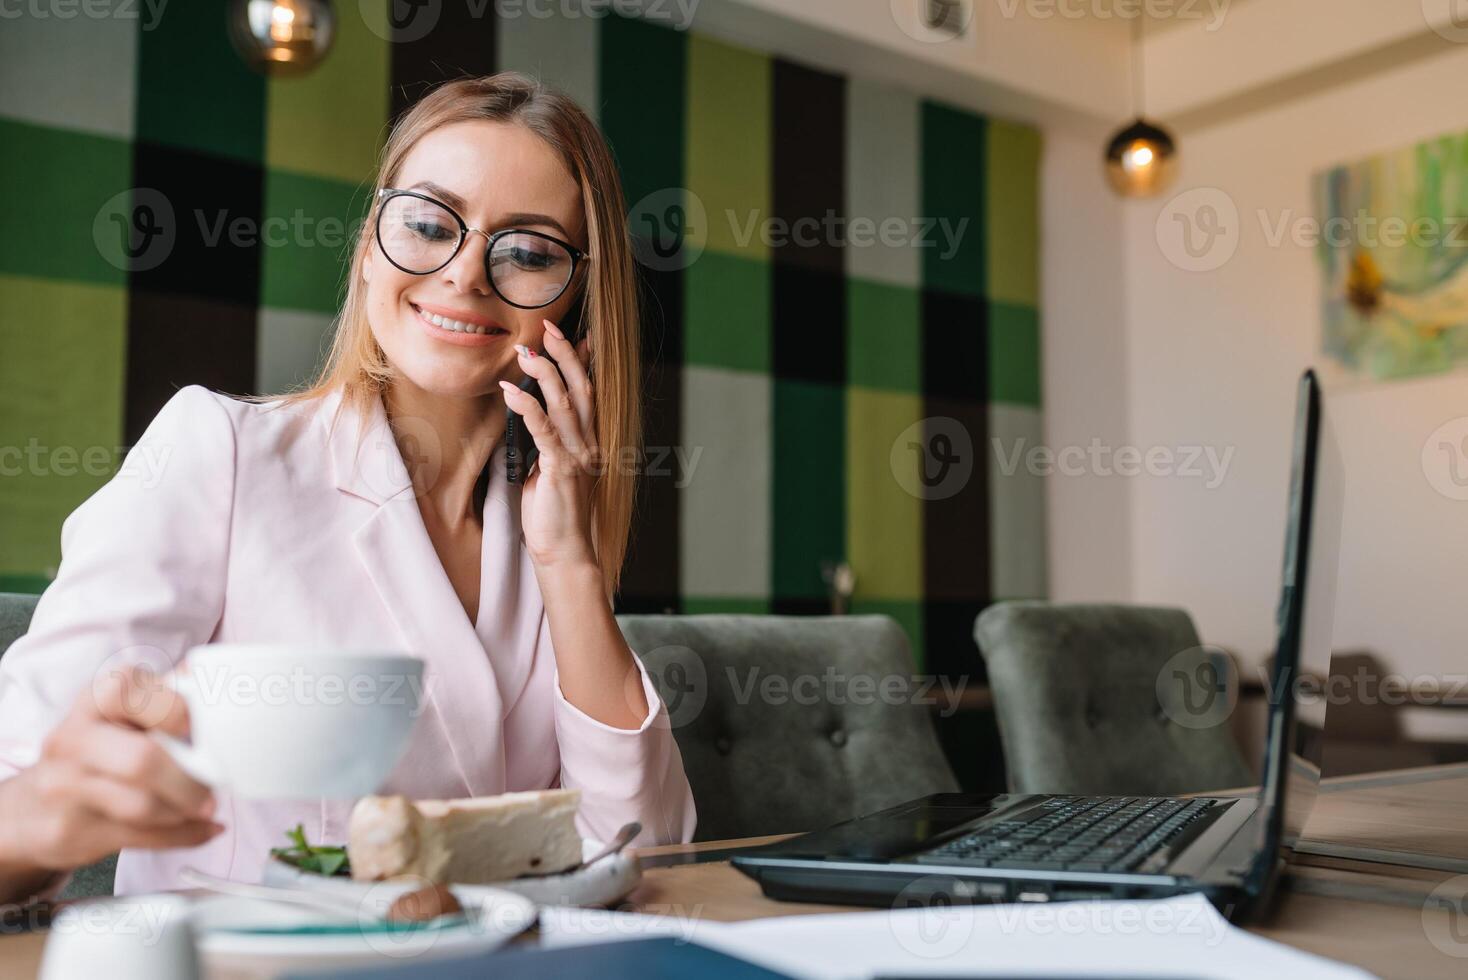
[374,188,589,310]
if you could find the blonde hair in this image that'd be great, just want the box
[289,73,642,593]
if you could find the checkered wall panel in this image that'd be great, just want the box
[0,3,1044,674]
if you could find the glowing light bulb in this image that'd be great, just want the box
[229,0,335,76]
[269,3,296,42]
[1104,119,1178,198]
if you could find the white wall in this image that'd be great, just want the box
[1145,0,1459,119]
[1041,130,1134,601]
[1122,42,1468,736]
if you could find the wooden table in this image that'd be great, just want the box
[5,766,1468,978]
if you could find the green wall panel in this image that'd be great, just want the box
[135,0,265,162]
[0,119,131,287]
[772,380,847,599]
[599,15,687,206]
[921,102,987,298]
[685,251,770,373]
[1,10,1044,670]
[259,169,370,314]
[0,274,125,581]
[989,301,1042,408]
[266,10,391,183]
[848,278,921,392]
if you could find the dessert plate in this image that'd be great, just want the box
[261,838,642,909]
[191,887,535,967]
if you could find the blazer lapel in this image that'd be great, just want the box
[474,445,541,718]
[321,389,507,797]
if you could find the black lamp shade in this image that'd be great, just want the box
[1104,118,1178,198]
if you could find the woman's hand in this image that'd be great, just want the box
[0,665,222,901]
[499,317,601,573]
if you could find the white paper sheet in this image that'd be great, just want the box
[538,894,1375,979]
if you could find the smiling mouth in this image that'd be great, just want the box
[410,303,508,337]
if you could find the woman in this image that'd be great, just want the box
[0,73,696,903]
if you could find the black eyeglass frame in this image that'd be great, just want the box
[374,188,590,310]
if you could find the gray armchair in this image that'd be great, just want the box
[975,601,1253,797]
[618,614,959,841]
[0,591,119,898]
[0,591,37,654]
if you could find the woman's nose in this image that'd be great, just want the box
[438,232,493,296]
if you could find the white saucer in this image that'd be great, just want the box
[261,838,642,909]
[192,886,535,967]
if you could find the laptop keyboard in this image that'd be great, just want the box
[914,796,1221,874]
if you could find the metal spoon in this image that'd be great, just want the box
[180,866,371,918]
[574,821,641,870]
[179,866,468,927]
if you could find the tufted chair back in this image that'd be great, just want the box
[0,591,38,655]
[975,601,1253,797]
[618,614,959,841]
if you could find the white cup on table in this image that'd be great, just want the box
[40,894,198,980]
[150,644,425,799]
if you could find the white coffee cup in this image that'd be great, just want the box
[40,894,199,980]
[151,645,425,799]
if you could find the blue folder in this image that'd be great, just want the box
[282,936,795,979]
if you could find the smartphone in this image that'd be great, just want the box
[506,296,586,484]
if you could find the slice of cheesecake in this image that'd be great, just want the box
[348,789,583,883]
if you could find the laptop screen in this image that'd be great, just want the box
[1253,369,1344,864]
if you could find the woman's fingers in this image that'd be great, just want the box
[67,666,214,818]
[540,318,595,439]
[70,772,208,829]
[500,380,565,472]
[89,812,225,857]
[69,723,215,820]
[514,344,588,460]
[90,663,190,737]
[3,766,222,872]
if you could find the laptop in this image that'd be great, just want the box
[733,369,1343,921]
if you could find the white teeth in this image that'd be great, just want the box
[417,306,495,335]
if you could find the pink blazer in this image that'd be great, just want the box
[0,386,696,895]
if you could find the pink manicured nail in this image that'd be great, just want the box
[514,344,536,358]
[499,380,517,394]
[543,319,565,340]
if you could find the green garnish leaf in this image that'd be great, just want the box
[315,850,348,878]
[271,823,351,877]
